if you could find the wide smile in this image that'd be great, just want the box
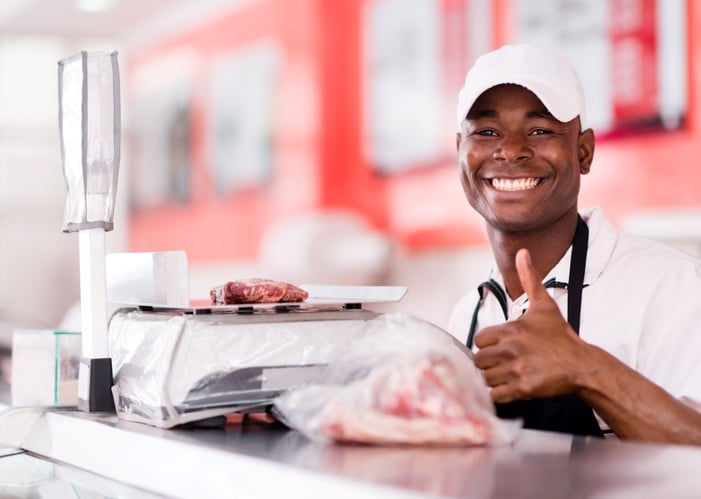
[488,177,542,192]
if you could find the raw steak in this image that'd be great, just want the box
[210,278,308,304]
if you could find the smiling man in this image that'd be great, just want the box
[448,44,701,443]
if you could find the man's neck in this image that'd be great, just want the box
[487,211,579,299]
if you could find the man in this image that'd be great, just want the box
[448,43,701,443]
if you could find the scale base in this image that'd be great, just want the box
[78,357,116,413]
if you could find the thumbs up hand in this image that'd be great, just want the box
[473,248,592,403]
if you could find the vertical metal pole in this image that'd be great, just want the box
[77,227,115,412]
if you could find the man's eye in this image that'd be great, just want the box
[475,129,497,137]
[531,129,551,136]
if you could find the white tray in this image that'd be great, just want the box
[113,285,408,315]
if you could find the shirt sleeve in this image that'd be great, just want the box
[635,258,701,412]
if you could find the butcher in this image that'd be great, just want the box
[448,43,701,443]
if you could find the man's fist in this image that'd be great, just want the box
[474,249,589,402]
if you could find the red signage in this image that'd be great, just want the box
[609,0,659,128]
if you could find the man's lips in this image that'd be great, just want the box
[488,177,542,191]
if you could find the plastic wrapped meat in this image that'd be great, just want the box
[321,354,496,445]
[273,313,517,446]
[210,278,309,304]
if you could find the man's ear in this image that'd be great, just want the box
[578,128,595,175]
[455,132,461,152]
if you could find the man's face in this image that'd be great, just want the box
[456,84,593,233]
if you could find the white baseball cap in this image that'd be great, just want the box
[456,44,587,129]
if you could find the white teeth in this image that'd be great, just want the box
[491,178,540,191]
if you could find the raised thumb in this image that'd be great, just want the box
[515,248,549,306]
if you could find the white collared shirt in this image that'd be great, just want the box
[448,206,701,428]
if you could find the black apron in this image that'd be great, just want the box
[466,216,605,438]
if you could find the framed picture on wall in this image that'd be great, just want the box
[128,49,198,210]
[362,0,492,174]
[207,40,281,196]
[363,0,443,173]
[513,0,687,136]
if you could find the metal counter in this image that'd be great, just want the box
[2,404,701,498]
[0,448,162,498]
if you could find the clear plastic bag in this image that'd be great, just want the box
[109,308,376,428]
[273,313,518,446]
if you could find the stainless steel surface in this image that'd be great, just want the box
[114,304,380,322]
[163,420,701,498]
[131,302,379,317]
[0,450,164,498]
[7,406,701,498]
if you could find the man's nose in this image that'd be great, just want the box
[493,136,532,162]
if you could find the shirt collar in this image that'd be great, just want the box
[486,206,618,292]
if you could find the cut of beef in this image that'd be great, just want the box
[210,278,308,305]
[280,284,309,302]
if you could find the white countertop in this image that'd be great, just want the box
[3,403,701,499]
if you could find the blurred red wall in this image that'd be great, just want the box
[127,0,700,262]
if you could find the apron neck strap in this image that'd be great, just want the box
[466,215,589,348]
[567,215,589,334]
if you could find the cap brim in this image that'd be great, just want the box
[457,76,581,128]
